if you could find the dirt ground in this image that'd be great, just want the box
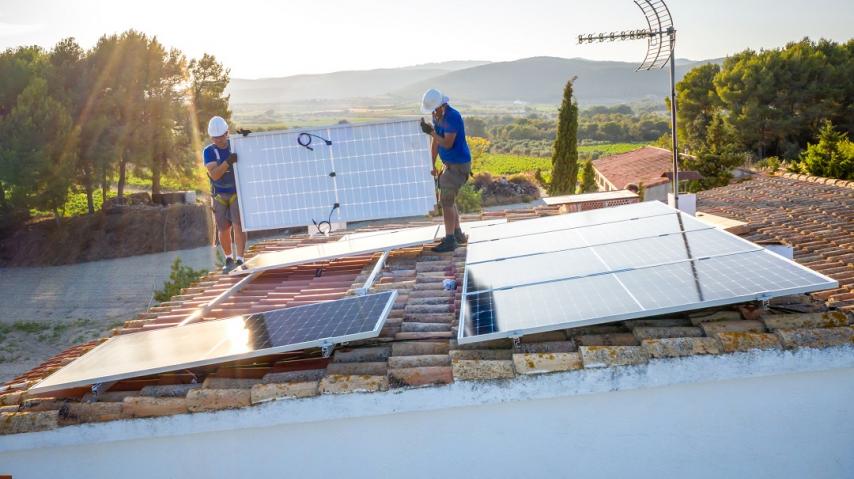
[0,245,218,384]
[0,318,122,385]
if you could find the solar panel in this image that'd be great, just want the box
[465,229,760,293]
[461,250,837,343]
[458,203,838,344]
[235,226,440,275]
[236,219,508,276]
[338,218,508,242]
[232,120,436,232]
[465,200,675,243]
[466,212,711,264]
[30,291,397,394]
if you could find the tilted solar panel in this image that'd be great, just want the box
[458,203,838,344]
[30,291,397,394]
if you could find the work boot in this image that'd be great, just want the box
[431,235,457,253]
[222,257,235,274]
[454,228,468,244]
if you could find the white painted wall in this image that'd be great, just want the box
[645,183,669,202]
[3,347,854,479]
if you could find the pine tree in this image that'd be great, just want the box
[549,78,578,195]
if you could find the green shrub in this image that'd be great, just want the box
[796,121,854,180]
[154,257,208,303]
[455,183,483,213]
[30,190,116,218]
[755,156,781,172]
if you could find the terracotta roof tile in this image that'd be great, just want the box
[592,146,673,189]
[3,186,853,435]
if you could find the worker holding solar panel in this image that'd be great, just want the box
[420,88,472,252]
[204,116,247,273]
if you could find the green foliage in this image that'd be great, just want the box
[189,53,232,135]
[474,154,551,176]
[30,190,117,218]
[549,79,579,195]
[682,113,747,190]
[0,32,232,223]
[154,257,208,303]
[0,76,75,221]
[795,121,854,180]
[578,160,597,193]
[455,183,482,213]
[678,38,852,161]
[468,136,490,171]
[676,63,721,153]
[755,156,781,173]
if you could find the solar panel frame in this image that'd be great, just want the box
[29,291,398,395]
[231,120,435,232]
[465,200,676,244]
[235,219,509,276]
[458,249,838,344]
[457,203,839,344]
[233,225,442,275]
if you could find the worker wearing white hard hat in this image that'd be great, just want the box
[419,89,472,252]
[203,115,246,273]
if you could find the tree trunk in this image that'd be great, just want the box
[117,156,127,199]
[53,208,61,226]
[85,184,95,214]
[152,154,162,196]
[0,180,6,208]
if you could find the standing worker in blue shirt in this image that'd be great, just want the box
[204,116,246,273]
[420,89,471,252]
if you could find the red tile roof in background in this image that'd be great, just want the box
[592,146,672,189]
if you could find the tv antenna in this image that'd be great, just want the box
[578,0,681,206]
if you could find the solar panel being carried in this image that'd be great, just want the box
[231,120,435,232]
[30,291,397,394]
[458,202,838,344]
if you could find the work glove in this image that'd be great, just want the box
[226,153,238,166]
[420,118,434,135]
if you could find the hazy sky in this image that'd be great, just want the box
[1,0,851,78]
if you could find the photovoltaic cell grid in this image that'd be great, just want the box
[458,202,838,344]
[30,291,397,394]
[232,120,435,231]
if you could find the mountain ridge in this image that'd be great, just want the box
[228,56,723,105]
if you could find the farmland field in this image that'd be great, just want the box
[475,142,646,176]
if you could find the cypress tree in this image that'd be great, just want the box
[579,160,597,193]
[549,78,578,195]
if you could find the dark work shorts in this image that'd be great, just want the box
[439,162,471,205]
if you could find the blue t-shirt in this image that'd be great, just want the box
[433,105,471,164]
[203,142,236,194]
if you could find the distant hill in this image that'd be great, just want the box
[228,57,722,105]
[392,57,723,105]
[228,61,490,104]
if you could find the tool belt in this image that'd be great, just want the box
[213,193,237,207]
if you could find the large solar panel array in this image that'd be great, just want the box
[30,291,397,394]
[231,120,436,231]
[458,202,838,344]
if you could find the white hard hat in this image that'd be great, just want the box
[421,88,449,114]
[207,116,229,137]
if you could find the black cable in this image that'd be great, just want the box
[312,203,340,235]
[297,132,332,151]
